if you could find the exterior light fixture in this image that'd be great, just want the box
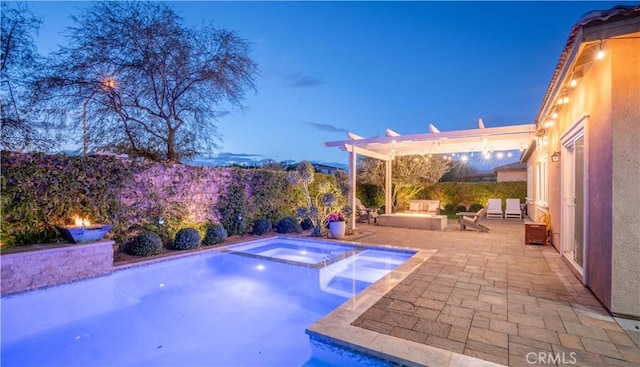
[551,112,558,119]
[544,120,554,128]
[551,151,561,162]
[597,40,605,60]
[563,96,569,104]
[570,79,577,87]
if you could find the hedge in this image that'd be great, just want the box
[357,181,526,210]
[0,152,319,248]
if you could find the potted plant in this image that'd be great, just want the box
[327,212,346,239]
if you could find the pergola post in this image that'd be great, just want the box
[385,159,392,213]
[348,145,357,230]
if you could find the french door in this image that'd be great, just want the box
[561,117,587,281]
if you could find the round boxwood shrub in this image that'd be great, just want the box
[203,224,227,246]
[469,203,484,212]
[444,204,454,211]
[129,232,163,257]
[173,227,201,250]
[253,218,272,235]
[300,217,313,230]
[455,205,467,213]
[275,216,302,234]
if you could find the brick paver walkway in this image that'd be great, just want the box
[346,220,640,366]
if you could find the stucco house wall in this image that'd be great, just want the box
[610,36,640,318]
[496,171,526,182]
[526,9,639,318]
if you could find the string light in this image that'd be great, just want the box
[596,40,605,60]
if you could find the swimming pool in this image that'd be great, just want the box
[1,237,415,366]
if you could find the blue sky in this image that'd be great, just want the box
[25,1,632,168]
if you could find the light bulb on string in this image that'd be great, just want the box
[596,40,605,60]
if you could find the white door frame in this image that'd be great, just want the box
[560,115,589,284]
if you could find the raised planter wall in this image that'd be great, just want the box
[1,240,114,296]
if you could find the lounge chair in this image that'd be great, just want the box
[486,198,503,219]
[355,198,378,223]
[460,208,490,232]
[504,198,522,219]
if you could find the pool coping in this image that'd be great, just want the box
[305,239,507,367]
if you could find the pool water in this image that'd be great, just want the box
[1,238,414,366]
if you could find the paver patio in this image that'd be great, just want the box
[337,220,640,366]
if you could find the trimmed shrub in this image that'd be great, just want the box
[253,218,272,235]
[173,227,201,250]
[455,205,467,213]
[217,181,248,236]
[129,232,163,257]
[444,204,454,211]
[469,203,484,212]
[275,216,302,234]
[203,224,227,246]
[300,218,313,230]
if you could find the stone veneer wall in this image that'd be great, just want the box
[1,240,114,296]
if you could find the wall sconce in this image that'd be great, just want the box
[551,151,561,162]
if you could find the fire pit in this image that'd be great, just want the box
[55,215,112,243]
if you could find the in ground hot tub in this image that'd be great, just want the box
[226,237,359,267]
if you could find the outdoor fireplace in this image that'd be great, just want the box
[55,215,112,243]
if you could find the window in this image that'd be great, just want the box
[536,155,548,206]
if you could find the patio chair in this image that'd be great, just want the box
[460,208,490,232]
[504,198,522,219]
[486,198,503,219]
[355,198,378,223]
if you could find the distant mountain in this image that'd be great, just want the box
[185,152,348,171]
[49,149,347,171]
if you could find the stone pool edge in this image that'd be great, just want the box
[305,245,507,367]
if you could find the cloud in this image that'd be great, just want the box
[305,121,348,133]
[282,72,323,88]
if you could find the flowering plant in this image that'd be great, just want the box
[326,212,345,223]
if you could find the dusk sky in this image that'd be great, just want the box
[24,1,634,168]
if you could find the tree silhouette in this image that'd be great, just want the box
[38,1,258,162]
[1,3,62,151]
[357,155,450,211]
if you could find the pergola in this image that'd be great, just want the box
[324,121,536,228]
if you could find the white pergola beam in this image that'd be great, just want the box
[386,128,401,137]
[343,144,392,161]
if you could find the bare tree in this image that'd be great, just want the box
[1,3,61,151]
[38,1,258,162]
[358,155,450,211]
[440,160,479,182]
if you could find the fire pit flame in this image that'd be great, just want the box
[74,215,92,228]
[56,215,112,243]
